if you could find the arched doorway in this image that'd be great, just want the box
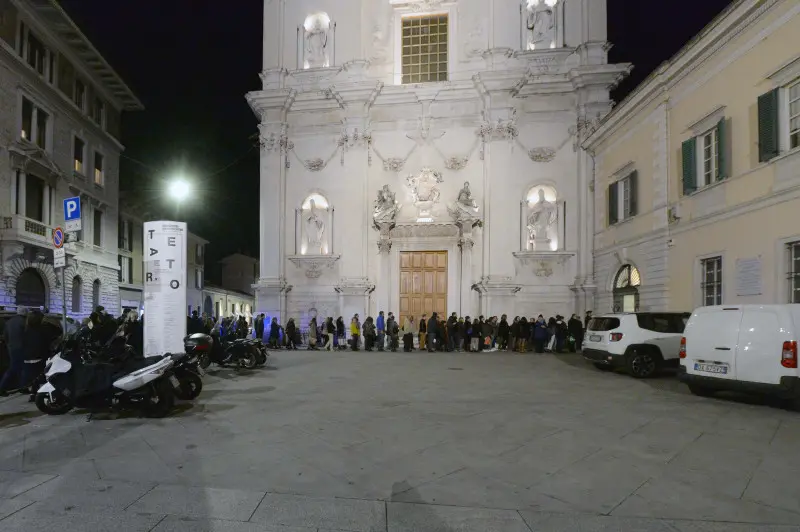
[613,264,641,312]
[16,268,46,309]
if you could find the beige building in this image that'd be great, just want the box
[585,0,800,313]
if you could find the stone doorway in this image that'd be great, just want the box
[399,251,447,327]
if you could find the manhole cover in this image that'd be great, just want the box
[448,367,463,371]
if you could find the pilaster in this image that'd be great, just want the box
[376,222,393,315]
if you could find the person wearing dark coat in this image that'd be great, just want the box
[426,313,439,352]
[268,317,280,348]
[463,317,472,352]
[255,314,266,342]
[498,315,510,351]
[568,314,584,352]
[22,310,50,400]
[285,318,297,350]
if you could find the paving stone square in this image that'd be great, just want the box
[2,350,800,531]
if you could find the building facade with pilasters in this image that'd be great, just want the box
[585,0,800,313]
[0,0,141,317]
[249,0,629,326]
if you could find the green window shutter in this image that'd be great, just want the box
[757,88,780,162]
[682,138,697,195]
[628,171,638,216]
[716,117,728,180]
[608,182,618,225]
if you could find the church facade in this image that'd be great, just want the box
[248,0,629,326]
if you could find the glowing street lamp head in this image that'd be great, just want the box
[168,179,190,202]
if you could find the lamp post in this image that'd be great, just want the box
[167,178,191,219]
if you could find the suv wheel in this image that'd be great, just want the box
[627,348,659,379]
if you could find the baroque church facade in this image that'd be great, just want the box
[248,0,629,325]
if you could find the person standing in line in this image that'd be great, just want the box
[363,317,376,351]
[268,317,280,348]
[0,307,27,396]
[386,312,399,352]
[325,317,336,351]
[453,317,464,352]
[568,314,583,352]
[426,312,439,352]
[376,311,386,351]
[446,313,457,352]
[336,316,346,350]
[418,314,427,351]
[402,315,414,352]
[22,310,50,401]
[498,315,510,351]
[285,318,297,350]
[255,313,265,342]
[350,315,361,351]
[308,317,318,349]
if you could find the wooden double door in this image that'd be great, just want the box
[399,251,447,327]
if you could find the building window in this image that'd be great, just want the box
[613,264,641,313]
[195,268,203,289]
[788,242,800,303]
[25,175,45,222]
[607,171,638,225]
[71,276,82,313]
[401,14,448,84]
[701,256,723,306]
[73,136,85,174]
[92,279,101,309]
[21,25,53,81]
[92,97,105,127]
[94,152,104,185]
[74,79,86,110]
[118,255,132,284]
[699,128,719,188]
[196,243,203,263]
[93,208,103,247]
[790,80,800,151]
[20,96,49,150]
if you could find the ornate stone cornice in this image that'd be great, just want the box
[390,223,460,239]
[288,255,340,279]
[513,251,575,278]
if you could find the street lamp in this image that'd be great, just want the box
[167,178,191,219]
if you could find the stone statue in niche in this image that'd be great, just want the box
[305,199,326,254]
[454,181,479,217]
[527,189,557,249]
[305,14,330,68]
[526,0,555,50]
[373,185,400,226]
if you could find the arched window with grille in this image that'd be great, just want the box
[71,276,83,313]
[613,265,641,312]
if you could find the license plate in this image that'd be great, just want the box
[169,375,180,387]
[694,363,728,375]
[589,335,602,342]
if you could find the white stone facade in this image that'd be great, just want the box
[0,1,141,317]
[249,0,629,323]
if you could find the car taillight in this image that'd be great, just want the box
[679,337,686,359]
[781,341,797,369]
[610,333,623,342]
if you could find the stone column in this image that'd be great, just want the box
[17,172,26,217]
[376,223,392,315]
[42,185,50,226]
[247,89,295,324]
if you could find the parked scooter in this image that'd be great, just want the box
[185,333,258,370]
[35,337,177,418]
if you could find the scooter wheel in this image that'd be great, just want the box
[144,379,175,418]
[175,371,203,400]
[239,352,257,369]
[35,392,73,415]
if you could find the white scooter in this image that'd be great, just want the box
[36,351,177,418]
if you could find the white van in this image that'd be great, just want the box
[679,304,800,404]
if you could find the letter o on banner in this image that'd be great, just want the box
[170,280,180,289]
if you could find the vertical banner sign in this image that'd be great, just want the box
[143,221,187,356]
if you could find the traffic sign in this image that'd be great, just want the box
[63,197,81,232]
[53,247,66,269]
[52,227,64,249]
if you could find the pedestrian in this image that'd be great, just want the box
[256,313,266,342]
[0,307,27,396]
[336,316,346,350]
[533,315,548,353]
[285,318,297,350]
[498,315,510,351]
[418,314,427,351]
[376,311,386,351]
[350,315,361,351]
[363,317,376,351]
[386,312,399,352]
[427,313,439,352]
[268,317,280,348]
[308,317,318,350]
[22,310,50,401]
[402,315,414,352]
[325,317,335,351]
[568,314,583,352]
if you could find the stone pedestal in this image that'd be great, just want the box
[335,278,375,323]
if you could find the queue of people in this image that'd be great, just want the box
[265,310,593,354]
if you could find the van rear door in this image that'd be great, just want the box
[736,306,792,385]
[684,307,742,380]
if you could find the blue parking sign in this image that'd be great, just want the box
[63,197,81,232]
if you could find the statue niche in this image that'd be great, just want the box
[523,0,558,51]
[525,186,558,251]
[302,13,332,68]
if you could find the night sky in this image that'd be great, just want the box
[58,0,733,282]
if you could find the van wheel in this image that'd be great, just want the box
[627,348,659,379]
[593,363,614,372]
[688,384,714,397]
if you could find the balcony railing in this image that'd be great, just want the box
[25,218,48,237]
[0,214,52,246]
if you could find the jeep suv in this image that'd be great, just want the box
[582,312,690,378]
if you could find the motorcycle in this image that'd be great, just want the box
[186,333,257,370]
[35,346,177,418]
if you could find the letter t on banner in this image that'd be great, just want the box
[143,221,188,356]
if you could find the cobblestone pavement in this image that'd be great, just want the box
[1,350,800,531]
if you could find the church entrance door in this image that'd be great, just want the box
[399,251,447,328]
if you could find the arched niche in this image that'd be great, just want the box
[520,184,564,251]
[613,264,641,313]
[300,12,334,69]
[295,192,334,256]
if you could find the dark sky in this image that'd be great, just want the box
[58,0,733,281]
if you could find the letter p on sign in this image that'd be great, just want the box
[63,196,82,232]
